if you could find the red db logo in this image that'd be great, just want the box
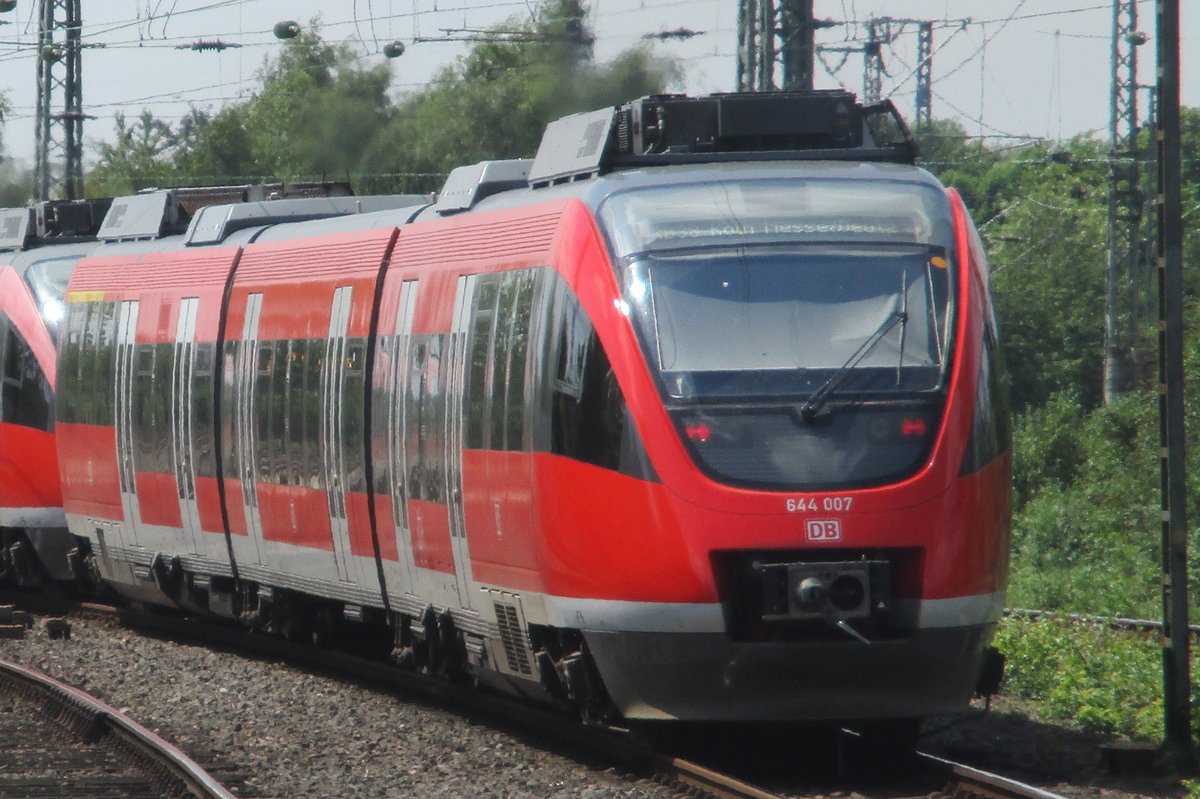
[806,519,842,542]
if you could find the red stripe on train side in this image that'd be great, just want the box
[533,452,714,603]
[0,423,62,508]
[371,494,400,562]
[195,476,226,536]
[256,483,332,549]
[345,491,376,558]
[223,479,248,536]
[408,499,454,574]
[462,449,543,592]
[133,471,183,528]
[57,422,121,520]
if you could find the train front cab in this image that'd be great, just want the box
[0,231,104,585]
[538,162,1012,722]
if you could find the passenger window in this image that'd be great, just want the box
[271,340,289,485]
[96,303,118,426]
[255,341,274,483]
[58,304,86,424]
[0,315,52,431]
[343,338,367,493]
[551,290,625,471]
[133,344,155,468]
[504,272,534,450]
[192,342,217,478]
[287,340,307,487]
[466,279,499,449]
[406,336,446,503]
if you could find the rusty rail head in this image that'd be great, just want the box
[0,656,236,799]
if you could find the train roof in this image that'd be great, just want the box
[395,91,936,224]
[30,92,935,254]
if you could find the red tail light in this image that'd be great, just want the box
[685,423,711,443]
[901,418,928,437]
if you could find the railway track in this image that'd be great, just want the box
[0,592,1074,799]
[0,652,238,798]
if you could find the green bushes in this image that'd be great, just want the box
[1008,392,1161,617]
[994,615,1166,739]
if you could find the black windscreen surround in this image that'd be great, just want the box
[598,176,958,490]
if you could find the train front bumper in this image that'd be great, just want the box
[583,621,996,722]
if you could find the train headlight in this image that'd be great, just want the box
[42,298,65,325]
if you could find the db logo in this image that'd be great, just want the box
[806,519,842,542]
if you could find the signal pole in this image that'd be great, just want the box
[34,0,85,200]
[1155,0,1194,767]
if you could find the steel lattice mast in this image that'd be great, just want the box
[1103,0,1147,402]
[34,0,85,201]
[737,0,817,92]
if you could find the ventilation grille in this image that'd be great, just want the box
[494,602,533,676]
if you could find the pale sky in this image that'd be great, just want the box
[0,0,1195,170]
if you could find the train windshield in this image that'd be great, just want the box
[598,177,959,489]
[24,256,78,341]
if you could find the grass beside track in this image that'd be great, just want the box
[994,614,1177,741]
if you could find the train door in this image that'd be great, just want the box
[447,277,476,609]
[171,297,202,554]
[236,293,265,563]
[323,286,354,583]
[388,281,419,592]
[113,299,141,550]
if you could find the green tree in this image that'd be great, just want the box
[171,24,393,183]
[88,110,179,196]
[362,0,679,190]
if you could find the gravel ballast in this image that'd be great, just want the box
[0,611,1184,799]
[0,613,674,799]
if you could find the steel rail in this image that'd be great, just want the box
[916,751,1069,799]
[1005,606,1200,636]
[0,656,236,799]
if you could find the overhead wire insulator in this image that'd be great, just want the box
[176,39,242,52]
[274,20,301,40]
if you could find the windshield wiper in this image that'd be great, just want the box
[800,299,907,421]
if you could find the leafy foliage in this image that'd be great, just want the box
[86,2,678,195]
[0,89,31,206]
[361,0,677,192]
[993,616,1167,739]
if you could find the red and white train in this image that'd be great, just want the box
[8,92,1011,724]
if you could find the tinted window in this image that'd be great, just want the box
[343,339,367,493]
[192,342,217,479]
[466,280,499,449]
[0,312,53,431]
[550,290,625,471]
[406,335,446,503]
[464,272,535,452]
